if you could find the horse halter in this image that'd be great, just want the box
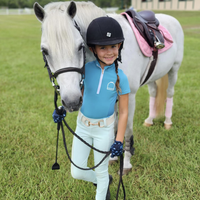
[42,20,86,94]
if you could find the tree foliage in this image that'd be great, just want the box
[0,0,131,9]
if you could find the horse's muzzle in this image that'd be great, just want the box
[62,96,82,112]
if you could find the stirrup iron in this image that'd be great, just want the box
[154,35,165,49]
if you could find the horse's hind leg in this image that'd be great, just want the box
[144,68,179,129]
[164,68,179,129]
[145,74,169,127]
[144,81,157,126]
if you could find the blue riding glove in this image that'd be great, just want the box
[52,106,66,123]
[110,140,123,158]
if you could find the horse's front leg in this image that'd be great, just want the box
[109,94,135,175]
[109,103,119,165]
[122,93,135,175]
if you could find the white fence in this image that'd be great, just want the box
[0,8,34,15]
[103,7,119,13]
[0,7,119,15]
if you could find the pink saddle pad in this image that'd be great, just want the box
[121,12,173,57]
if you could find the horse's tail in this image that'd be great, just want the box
[155,74,168,117]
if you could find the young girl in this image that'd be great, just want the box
[54,17,130,200]
[71,17,130,200]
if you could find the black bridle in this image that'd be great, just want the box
[41,20,126,200]
[42,43,85,94]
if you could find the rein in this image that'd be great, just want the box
[54,91,111,170]
[41,20,126,200]
[54,91,126,200]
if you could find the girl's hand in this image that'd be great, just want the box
[52,106,66,123]
[110,140,123,158]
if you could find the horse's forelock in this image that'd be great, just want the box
[74,2,106,33]
[42,2,106,59]
[42,2,76,58]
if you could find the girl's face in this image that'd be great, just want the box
[90,43,121,68]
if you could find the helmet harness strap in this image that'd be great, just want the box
[91,43,123,67]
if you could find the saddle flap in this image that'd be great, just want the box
[124,9,164,48]
[121,11,174,57]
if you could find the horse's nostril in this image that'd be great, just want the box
[62,100,67,108]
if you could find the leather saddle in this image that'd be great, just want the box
[124,9,165,49]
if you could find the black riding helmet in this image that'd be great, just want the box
[86,16,124,62]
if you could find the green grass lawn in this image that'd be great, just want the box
[0,10,199,200]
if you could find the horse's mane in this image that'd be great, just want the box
[74,2,106,34]
[42,1,106,58]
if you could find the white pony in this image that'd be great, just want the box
[34,1,184,174]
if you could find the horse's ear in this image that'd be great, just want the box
[33,2,45,22]
[67,1,77,18]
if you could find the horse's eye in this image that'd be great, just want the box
[41,48,49,56]
[78,45,83,51]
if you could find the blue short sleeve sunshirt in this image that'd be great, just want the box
[80,60,130,119]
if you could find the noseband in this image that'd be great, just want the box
[42,20,86,94]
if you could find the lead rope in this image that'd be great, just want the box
[53,91,126,199]
[116,154,126,200]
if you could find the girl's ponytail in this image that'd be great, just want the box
[115,60,121,94]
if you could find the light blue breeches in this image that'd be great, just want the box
[71,112,115,200]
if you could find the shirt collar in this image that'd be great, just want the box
[95,60,115,70]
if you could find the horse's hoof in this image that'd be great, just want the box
[109,159,118,165]
[118,168,132,176]
[164,123,172,130]
[143,122,152,127]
